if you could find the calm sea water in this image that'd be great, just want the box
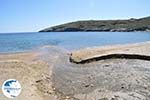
[0,32,150,53]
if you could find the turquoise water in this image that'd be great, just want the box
[0,32,150,53]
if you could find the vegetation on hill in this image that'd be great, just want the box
[39,16,150,32]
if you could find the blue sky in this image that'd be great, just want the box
[0,0,150,33]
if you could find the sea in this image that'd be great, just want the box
[0,32,150,53]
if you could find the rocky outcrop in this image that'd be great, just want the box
[39,16,150,32]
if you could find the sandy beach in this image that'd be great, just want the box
[0,51,59,100]
[1,0,150,100]
[0,43,150,100]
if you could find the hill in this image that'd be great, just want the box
[39,16,150,32]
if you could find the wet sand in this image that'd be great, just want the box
[0,43,150,100]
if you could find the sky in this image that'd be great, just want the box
[0,0,150,33]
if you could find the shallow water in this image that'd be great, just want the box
[0,32,150,53]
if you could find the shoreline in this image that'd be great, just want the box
[39,30,150,32]
[0,42,150,100]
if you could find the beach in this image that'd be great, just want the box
[0,51,59,100]
[0,43,150,100]
[1,0,150,99]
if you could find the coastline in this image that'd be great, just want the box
[0,42,150,100]
[39,16,150,32]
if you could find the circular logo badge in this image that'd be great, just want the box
[2,79,21,98]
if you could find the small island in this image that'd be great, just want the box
[40,16,150,32]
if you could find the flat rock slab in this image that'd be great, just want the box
[70,42,150,63]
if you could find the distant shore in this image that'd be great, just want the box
[39,16,150,32]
